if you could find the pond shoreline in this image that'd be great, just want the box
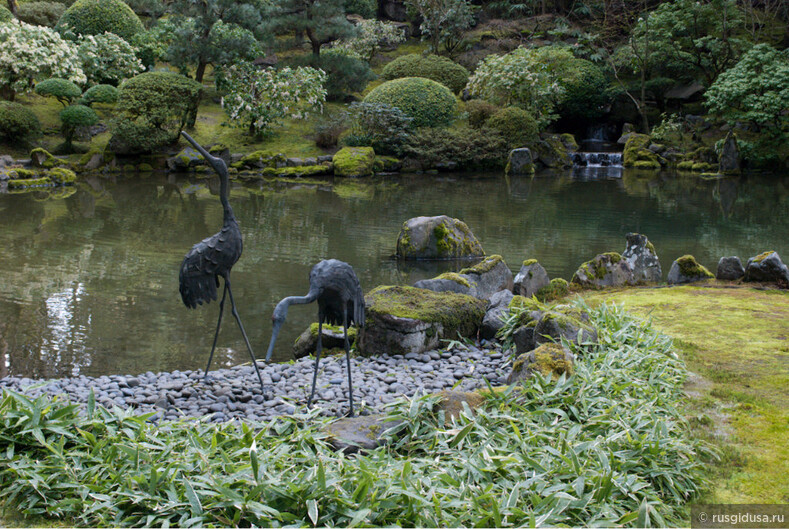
[0,342,509,422]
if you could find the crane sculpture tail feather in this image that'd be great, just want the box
[179,265,219,309]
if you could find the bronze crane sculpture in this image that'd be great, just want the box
[178,131,264,390]
[265,259,365,416]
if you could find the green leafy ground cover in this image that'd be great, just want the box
[0,304,706,527]
[585,285,789,504]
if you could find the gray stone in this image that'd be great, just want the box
[513,325,536,354]
[533,135,573,168]
[513,260,550,297]
[412,277,471,296]
[571,253,634,288]
[622,233,661,283]
[414,255,513,301]
[0,155,13,167]
[508,343,574,384]
[396,215,484,259]
[718,131,740,174]
[716,256,745,280]
[667,255,715,285]
[534,311,597,347]
[744,251,789,284]
[506,148,534,175]
[480,289,514,340]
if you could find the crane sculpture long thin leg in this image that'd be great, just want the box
[225,278,265,390]
[204,283,228,381]
[343,308,355,417]
[307,313,324,409]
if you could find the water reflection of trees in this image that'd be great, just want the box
[1,170,787,378]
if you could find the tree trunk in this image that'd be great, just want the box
[1,85,15,101]
[195,61,207,83]
[6,0,17,15]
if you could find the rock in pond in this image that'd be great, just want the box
[667,255,715,284]
[513,259,550,297]
[167,146,205,171]
[505,148,535,175]
[744,251,789,284]
[622,233,661,283]
[356,286,486,356]
[716,256,745,281]
[396,215,484,260]
[333,146,375,177]
[414,255,513,300]
[571,252,634,288]
[718,131,740,175]
[508,343,574,384]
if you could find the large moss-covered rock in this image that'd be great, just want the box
[744,251,789,284]
[49,167,76,184]
[357,286,486,356]
[30,148,66,168]
[167,146,205,171]
[415,255,513,301]
[571,252,634,288]
[623,133,665,170]
[667,255,714,284]
[505,148,535,175]
[333,147,375,178]
[534,308,597,347]
[236,150,287,169]
[508,343,574,384]
[396,215,484,260]
[533,134,572,168]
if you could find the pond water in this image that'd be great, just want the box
[1,168,787,379]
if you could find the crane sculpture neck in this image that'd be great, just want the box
[180,131,235,222]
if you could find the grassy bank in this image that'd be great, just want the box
[584,284,789,504]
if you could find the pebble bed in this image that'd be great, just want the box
[0,343,511,422]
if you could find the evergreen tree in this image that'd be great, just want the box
[265,0,356,57]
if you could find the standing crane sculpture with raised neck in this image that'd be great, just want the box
[265,259,365,416]
[178,131,264,390]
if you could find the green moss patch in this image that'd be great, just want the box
[333,147,375,178]
[459,254,503,275]
[676,255,714,279]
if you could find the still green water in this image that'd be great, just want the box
[1,169,787,379]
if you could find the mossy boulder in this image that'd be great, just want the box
[505,148,535,176]
[293,323,358,359]
[623,134,665,170]
[667,255,714,284]
[374,156,401,172]
[357,285,486,356]
[236,150,288,170]
[416,255,513,300]
[333,147,375,178]
[167,147,205,171]
[508,343,574,384]
[533,134,573,168]
[396,215,484,260]
[535,278,570,302]
[480,289,515,340]
[571,252,634,288]
[7,176,54,188]
[622,232,661,283]
[49,167,76,184]
[30,148,66,169]
[324,414,405,454]
[534,308,597,348]
[744,251,789,284]
[513,259,550,297]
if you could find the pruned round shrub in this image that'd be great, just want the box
[485,106,539,147]
[35,78,82,106]
[466,99,497,128]
[0,5,13,22]
[81,83,118,105]
[17,1,66,27]
[363,77,457,128]
[0,101,42,142]
[60,103,98,146]
[382,54,470,93]
[57,0,143,40]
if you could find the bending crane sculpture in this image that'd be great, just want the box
[177,131,264,390]
[265,259,365,416]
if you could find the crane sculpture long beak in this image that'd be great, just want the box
[180,131,225,175]
[265,320,284,362]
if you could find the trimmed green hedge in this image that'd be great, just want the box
[485,106,539,147]
[81,84,119,106]
[34,78,82,106]
[0,5,13,22]
[57,0,143,40]
[382,54,470,93]
[17,1,66,27]
[0,101,41,142]
[364,77,457,128]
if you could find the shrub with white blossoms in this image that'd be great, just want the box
[334,19,405,62]
[222,62,327,136]
[77,32,144,86]
[466,46,564,127]
[0,20,85,100]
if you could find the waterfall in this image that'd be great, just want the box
[572,152,623,167]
